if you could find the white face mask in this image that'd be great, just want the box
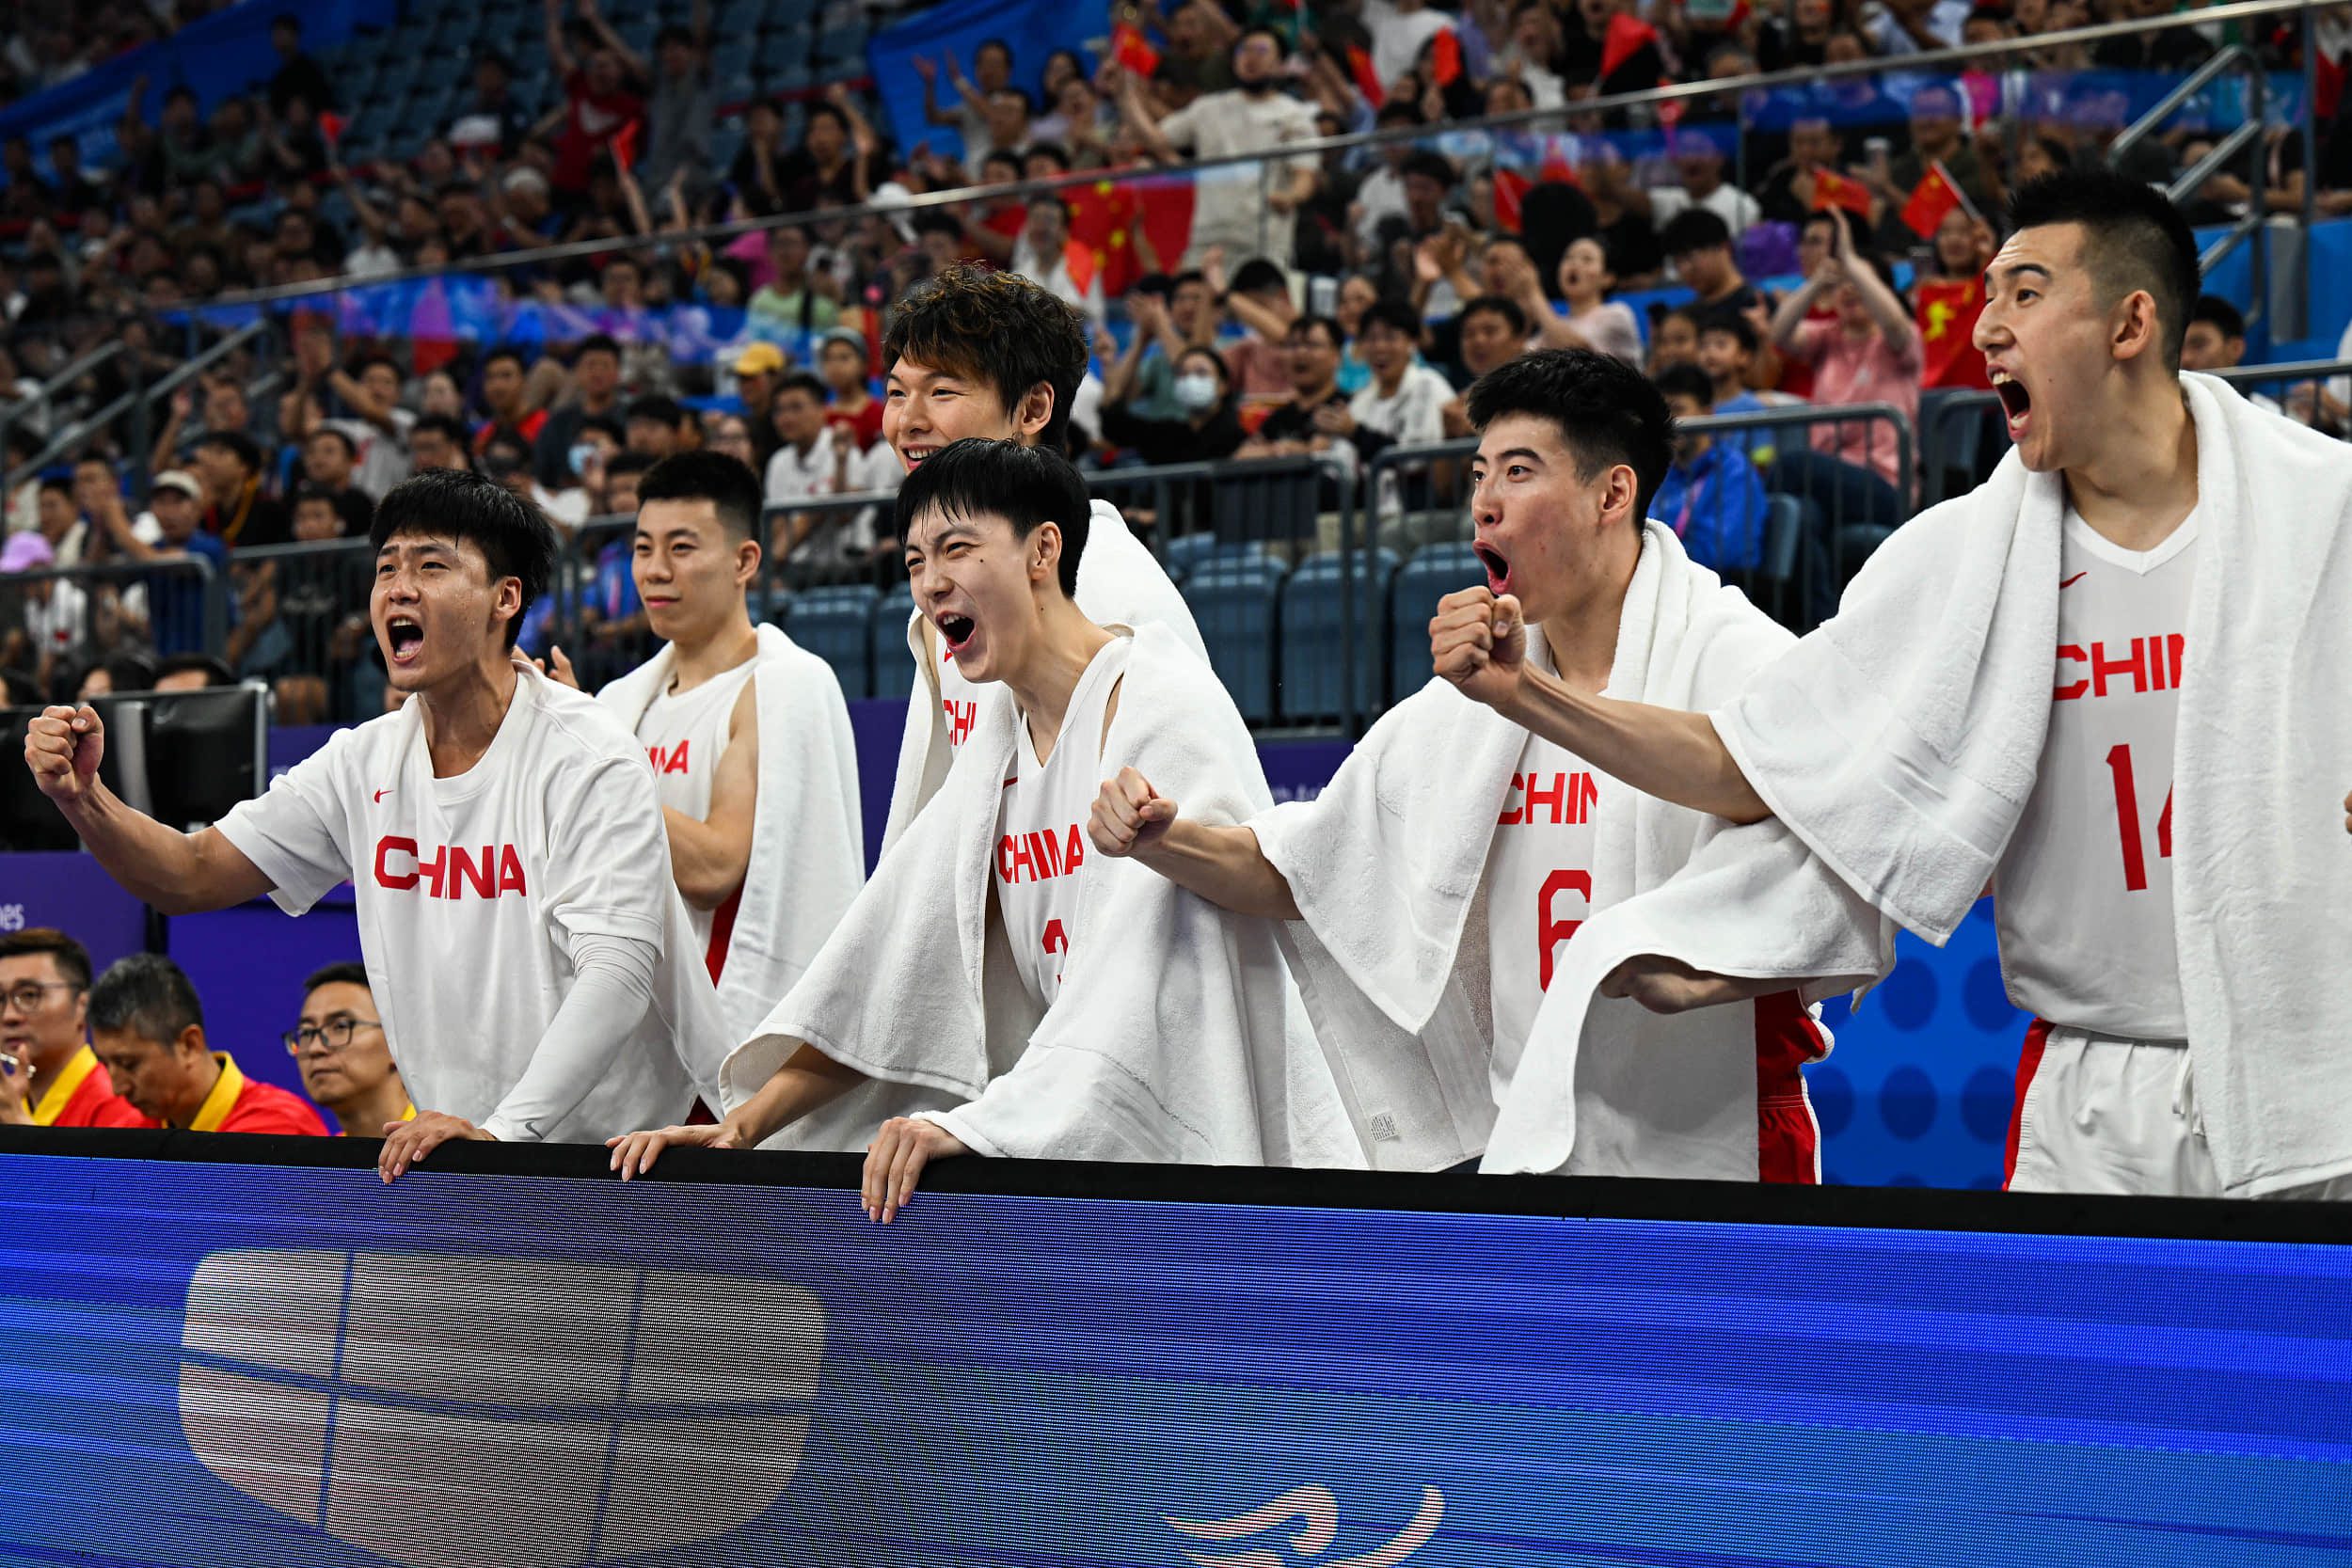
[1172,372,1220,412]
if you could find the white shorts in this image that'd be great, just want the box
[2007,1022,2352,1200]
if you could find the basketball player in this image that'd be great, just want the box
[611,441,1346,1214]
[876,264,1204,850]
[564,451,863,1046]
[23,468,723,1180]
[1094,351,1870,1179]
[1432,171,2352,1197]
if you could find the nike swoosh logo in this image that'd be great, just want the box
[2059,572,2088,590]
[373,788,392,803]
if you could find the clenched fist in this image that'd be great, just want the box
[24,705,105,808]
[1430,587,1527,710]
[1089,766,1178,858]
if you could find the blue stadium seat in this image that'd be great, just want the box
[811,24,867,68]
[1387,543,1485,704]
[754,32,805,73]
[782,585,879,701]
[869,587,916,702]
[1181,561,1286,725]
[716,0,764,35]
[1279,549,1397,723]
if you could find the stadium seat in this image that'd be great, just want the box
[716,0,765,35]
[1279,549,1397,723]
[1180,560,1286,725]
[1163,532,1234,581]
[1387,543,1486,704]
[869,587,916,702]
[781,585,879,701]
[811,24,868,69]
[754,32,805,74]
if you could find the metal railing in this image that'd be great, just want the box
[2115,44,2271,329]
[0,341,129,459]
[0,556,228,685]
[1,324,270,498]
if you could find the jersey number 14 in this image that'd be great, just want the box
[2106,742,2174,893]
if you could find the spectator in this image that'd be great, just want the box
[300,428,375,536]
[1009,193,1105,329]
[816,329,884,451]
[1116,26,1320,268]
[1758,117,1851,226]
[703,412,757,469]
[763,370,844,509]
[192,432,290,548]
[1329,298,1454,461]
[0,929,145,1130]
[473,348,549,455]
[447,51,533,157]
[1247,314,1353,449]
[153,653,236,692]
[484,430,587,532]
[1646,304,1703,375]
[533,333,627,490]
[1101,344,1247,467]
[1121,271,1223,420]
[1695,312,1795,467]
[1205,253,1301,406]
[546,0,647,201]
[265,13,337,119]
[1441,294,1531,434]
[776,94,876,212]
[87,954,325,1135]
[1914,209,1997,393]
[1768,214,1921,530]
[730,342,786,470]
[1652,363,1772,574]
[635,11,715,200]
[1350,104,1425,252]
[912,40,1016,157]
[1873,82,2001,252]
[2181,294,2281,413]
[287,962,413,1137]
[1644,127,1763,231]
[408,414,474,474]
[747,225,841,333]
[727,98,793,217]
[1522,235,1645,365]
[624,395,691,459]
[4,528,82,692]
[965,86,1035,179]
[1659,209,1765,320]
[1868,0,1972,56]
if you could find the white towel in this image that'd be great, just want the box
[1254,521,1888,1177]
[596,625,866,1059]
[724,622,1357,1168]
[1705,373,2352,1196]
[879,499,1205,854]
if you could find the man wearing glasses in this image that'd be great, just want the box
[287,963,413,1138]
[0,929,147,1129]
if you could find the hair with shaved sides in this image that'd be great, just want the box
[2007,168,2201,372]
[1466,348,1676,523]
[894,438,1090,597]
[638,450,763,542]
[369,467,557,649]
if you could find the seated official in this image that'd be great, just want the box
[90,955,326,1135]
[288,962,414,1138]
[0,928,145,1128]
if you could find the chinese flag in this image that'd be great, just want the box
[318,111,346,148]
[1810,166,1873,217]
[1112,22,1160,79]
[1136,168,1197,276]
[1430,27,1463,87]
[1899,161,1964,239]
[610,118,642,173]
[1492,166,1530,232]
[1599,13,1660,81]
[1066,178,1142,295]
[1347,44,1385,109]
[1915,276,1988,389]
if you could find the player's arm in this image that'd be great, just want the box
[663,680,758,908]
[1089,767,1303,921]
[24,705,275,913]
[607,1040,866,1179]
[1432,589,1772,825]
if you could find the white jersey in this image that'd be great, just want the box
[993,636,1132,1010]
[215,670,704,1141]
[635,656,760,970]
[1483,636,1611,1103]
[1996,507,2199,1037]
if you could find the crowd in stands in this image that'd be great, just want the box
[1,926,405,1137]
[4,0,2351,715]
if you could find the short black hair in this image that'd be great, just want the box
[882,263,1089,450]
[1286,313,1343,349]
[303,961,372,997]
[368,467,557,650]
[773,371,827,405]
[356,351,403,380]
[577,332,622,363]
[1660,207,1734,259]
[894,438,1090,598]
[482,346,528,375]
[607,451,658,480]
[88,953,203,1049]
[2006,167,2201,372]
[195,429,262,474]
[638,450,764,542]
[625,393,688,428]
[1228,258,1290,301]
[1025,141,1071,173]
[155,653,236,687]
[1653,361,1716,408]
[1466,348,1677,524]
[1458,293,1530,338]
[2190,292,2246,341]
[410,412,473,454]
[1401,150,1457,187]
[0,927,92,992]
[306,425,358,459]
[1698,309,1759,355]
[1359,298,1423,340]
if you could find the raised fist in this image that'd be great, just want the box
[24,705,104,809]
[1089,766,1178,858]
[1429,586,1526,709]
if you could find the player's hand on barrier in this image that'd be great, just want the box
[605,1118,744,1180]
[24,705,104,808]
[1430,588,1525,710]
[377,1110,492,1183]
[1089,767,1177,858]
[1599,956,1782,1014]
[863,1117,967,1225]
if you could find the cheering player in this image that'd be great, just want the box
[875,264,1204,849]
[23,468,723,1179]
[611,441,1347,1214]
[1436,172,2352,1197]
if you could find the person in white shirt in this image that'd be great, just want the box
[866,264,1203,852]
[1365,0,1455,87]
[610,441,1345,1214]
[762,371,892,565]
[23,468,723,1180]
[1114,27,1321,268]
[1007,192,1105,331]
[1327,297,1455,459]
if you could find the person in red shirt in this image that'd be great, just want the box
[0,928,148,1129]
[545,0,645,199]
[474,347,551,454]
[87,955,326,1135]
[817,329,885,451]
